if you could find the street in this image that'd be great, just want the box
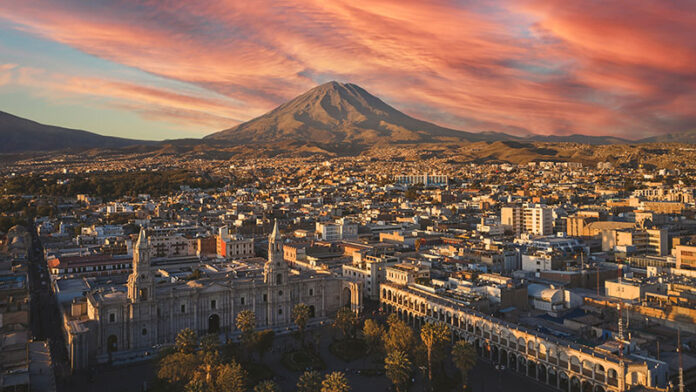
[27,222,72,389]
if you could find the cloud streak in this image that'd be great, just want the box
[0,0,694,139]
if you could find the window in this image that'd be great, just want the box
[181,304,186,313]
[278,290,283,296]
[211,300,216,310]
[109,313,115,323]
[142,328,147,336]
[240,297,245,305]
[276,273,282,284]
[263,294,268,302]
[309,288,314,296]
[278,308,283,315]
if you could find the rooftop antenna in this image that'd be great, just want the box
[625,306,629,331]
[618,320,625,392]
[617,302,624,341]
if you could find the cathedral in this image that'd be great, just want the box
[65,221,362,369]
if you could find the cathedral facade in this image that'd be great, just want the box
[66,222,361,370]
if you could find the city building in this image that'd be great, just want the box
[502,204,553,236]
[61,222,361,370]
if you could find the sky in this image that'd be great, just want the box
[0,0,694,141]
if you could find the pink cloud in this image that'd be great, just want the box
[0,0,694,139]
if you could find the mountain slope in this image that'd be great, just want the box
[205,81,517,148]
[526,133,631,145]
[0,111,151,153]
[639,129,696,144]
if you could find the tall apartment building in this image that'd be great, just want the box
[501,204,553,236]
[315,219,358,242]
[501,206,522,234]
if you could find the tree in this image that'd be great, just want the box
[253,380,281,392]
[420,322,451,383]
[383,314,416,355]
[452,340,477,391]
[176,328,198,354]
[292,303,311,344]
[297,370,323,392]
[215,361,248,392]
[361,319,385,355]
[253,329,275,360]
[236,310,256,351]
[385,350,412,392]
[333,307,357,339]
[198,350,221,386]
[158,352,200,385]
[184,379,206,392]
[200,333,220,354]
[236,310,256,334]
[321,371,350,392]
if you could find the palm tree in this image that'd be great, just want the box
[297,370,323,392]
[253,379,280,392]
[236,309,256,335]
[236,309,256,351]
[333,307,356,339]
[292,303,311,344]
[420,322,451,383]
[383,314,416,355]
[385,350,412,392]
[321,371,350,392]
[452,340,477,391]
[361,319,385,355]
[175,328,198,354]
[215,361,247,392]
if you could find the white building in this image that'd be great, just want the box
[315,219,358,242]
[502,204,553,236]
[522,253,555,273]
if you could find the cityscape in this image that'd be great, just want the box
[1,2,696,392]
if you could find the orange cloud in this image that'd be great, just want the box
[0,0,694,139]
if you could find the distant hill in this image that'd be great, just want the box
[639,129,696,144]
[204,81,518,151]
[0,110,151,153]
[526,134,631,145]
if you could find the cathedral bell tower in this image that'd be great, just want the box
[128,228,155,302]
[264,220,288,285]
